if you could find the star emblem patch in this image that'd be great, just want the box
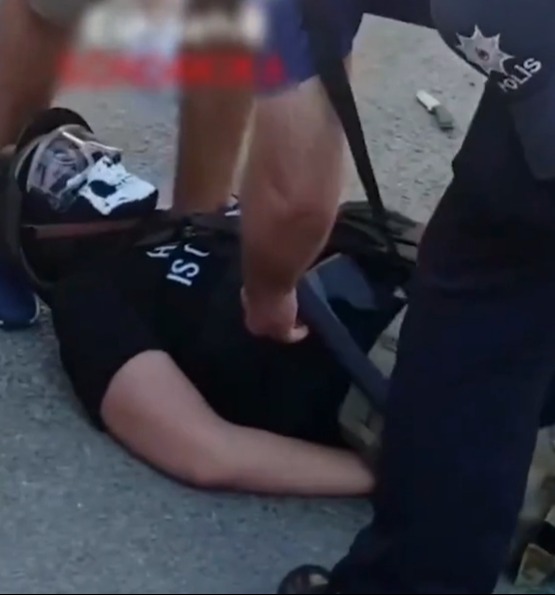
[456,26,514,75]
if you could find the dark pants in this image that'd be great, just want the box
[328,65,555,594]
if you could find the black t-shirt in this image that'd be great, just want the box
[51,227,371,446]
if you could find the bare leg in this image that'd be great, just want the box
[0,0,83,330]
[0,0,77,147]
[172,0,254,215]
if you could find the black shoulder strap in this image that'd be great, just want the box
[300,0,398,257]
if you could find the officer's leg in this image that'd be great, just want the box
[330,270,555,593]
[539,379,555,429]
[342,277,555,592]
[325,79,555,594]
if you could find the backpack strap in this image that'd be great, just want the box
[297,260,391,413]
[296,3,423,419]
[300,0,399,258]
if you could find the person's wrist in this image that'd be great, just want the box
[242,282,293,304]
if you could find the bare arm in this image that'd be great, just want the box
[240,74,346,299]
[101,351,374,497]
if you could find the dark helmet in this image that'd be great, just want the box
[0,107,159,301]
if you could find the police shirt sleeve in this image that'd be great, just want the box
[433,0,555,180]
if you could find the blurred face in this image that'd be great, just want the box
[20,124,120,213]
[18,123,157,242]
[9,107,161,291]
[17,125,150,285]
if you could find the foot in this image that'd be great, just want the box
[0,258,40,330]
[277,565,333,594]
[0,148,40,330]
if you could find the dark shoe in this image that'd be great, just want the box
[0,147,40,330]
[0,258,40,330]
[277,565,333,594]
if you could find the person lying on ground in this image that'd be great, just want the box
[2,109,415,498]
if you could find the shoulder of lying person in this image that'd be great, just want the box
[45,197,420,301]
[45,209,241,310]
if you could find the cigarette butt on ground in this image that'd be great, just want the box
[416,90,455,131]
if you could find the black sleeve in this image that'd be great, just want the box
[50,273,164,429]
[433,0,555,180]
